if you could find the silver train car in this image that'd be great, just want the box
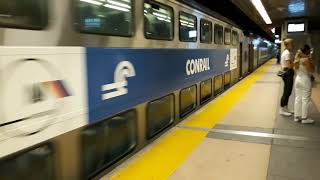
[0,0,276,179]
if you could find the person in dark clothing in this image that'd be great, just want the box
[276,48,281,64]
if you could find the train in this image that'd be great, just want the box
[0,0,276,179]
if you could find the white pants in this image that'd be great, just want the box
[294,75,312,119]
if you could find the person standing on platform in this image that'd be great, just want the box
[279,39,295,116]
[293,45,315,124]
[276,48,281,64]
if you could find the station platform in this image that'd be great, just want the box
[102,59,320,180]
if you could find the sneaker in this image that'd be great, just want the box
[284,106,294,114]
[279,108,292,116]
[301,119,315,124]
[294,117,301,122]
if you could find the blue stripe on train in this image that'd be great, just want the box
[86,48,232,124]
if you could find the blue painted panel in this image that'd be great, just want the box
[86,48,231,123]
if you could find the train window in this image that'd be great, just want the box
[214,75,223,95]
[0,144,55,180]
[224,28,231,45]
[76,0,133,36]
[224,71,231,89]
[180,85,197,117]
[200,79,212,104]
[147,94,174,139]
[232,30,239,45]
[200,19,212,43]
[82,110,137,179]
[179,12,197,42]
[214,24,223,44]
[0,0,48,30]
[144,1,174,40]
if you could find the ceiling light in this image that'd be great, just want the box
[80,0,103,5]
[152,12,168,19]
[250,0,272,24]
[107,0,131,9]
[104,3,129,12]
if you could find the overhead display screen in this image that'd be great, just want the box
[287,23,305,32]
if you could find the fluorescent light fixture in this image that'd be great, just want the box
[288,23,305,32]
[156,17,165,21]
[80,0,103,5]
[181,23,188,26]
[156,17,171,23]
[271,28,275,33]
[179,20,189,24]
[152,12,167,19]
[250,0,272,24]
[104,3,129,12]
[107,0,131,9]
[180,16,191,21]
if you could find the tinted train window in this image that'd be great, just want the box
[144,1,174,40]
[82,110,137,179]
[0,144,55,180]
[0,0,48,30]
[200,19,212,43]
[224,71,231,88]
[180,85,197,117]
[214,75,223,95]
[147,94,174,139]
[214,24,223,44]
[232,30,239,45]
[179,12,197,42]
[224,28,231,45]
[200,79,212,104]
[77,0,133,36]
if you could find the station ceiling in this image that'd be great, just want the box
[191,0,320,41]
[223,0,320,31]
[188,0,275,41]
[261,0,320,30]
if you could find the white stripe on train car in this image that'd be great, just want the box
[0,46,88,157]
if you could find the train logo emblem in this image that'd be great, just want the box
[1,58,71,136]
[186,58,211,76]
[101,61,136,100]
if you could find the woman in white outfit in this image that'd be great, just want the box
[294,45,315,124]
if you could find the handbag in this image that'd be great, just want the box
[310,75,315,82]
[277,70,286,77]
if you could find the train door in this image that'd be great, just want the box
[239,42,243,79]
[248,44,254,73]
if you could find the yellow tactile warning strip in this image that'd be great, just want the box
[109,59,276,180]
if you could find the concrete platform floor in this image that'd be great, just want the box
[170,63,320,180]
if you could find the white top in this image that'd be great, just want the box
[281,49,292,69]
[295,57,310,78]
